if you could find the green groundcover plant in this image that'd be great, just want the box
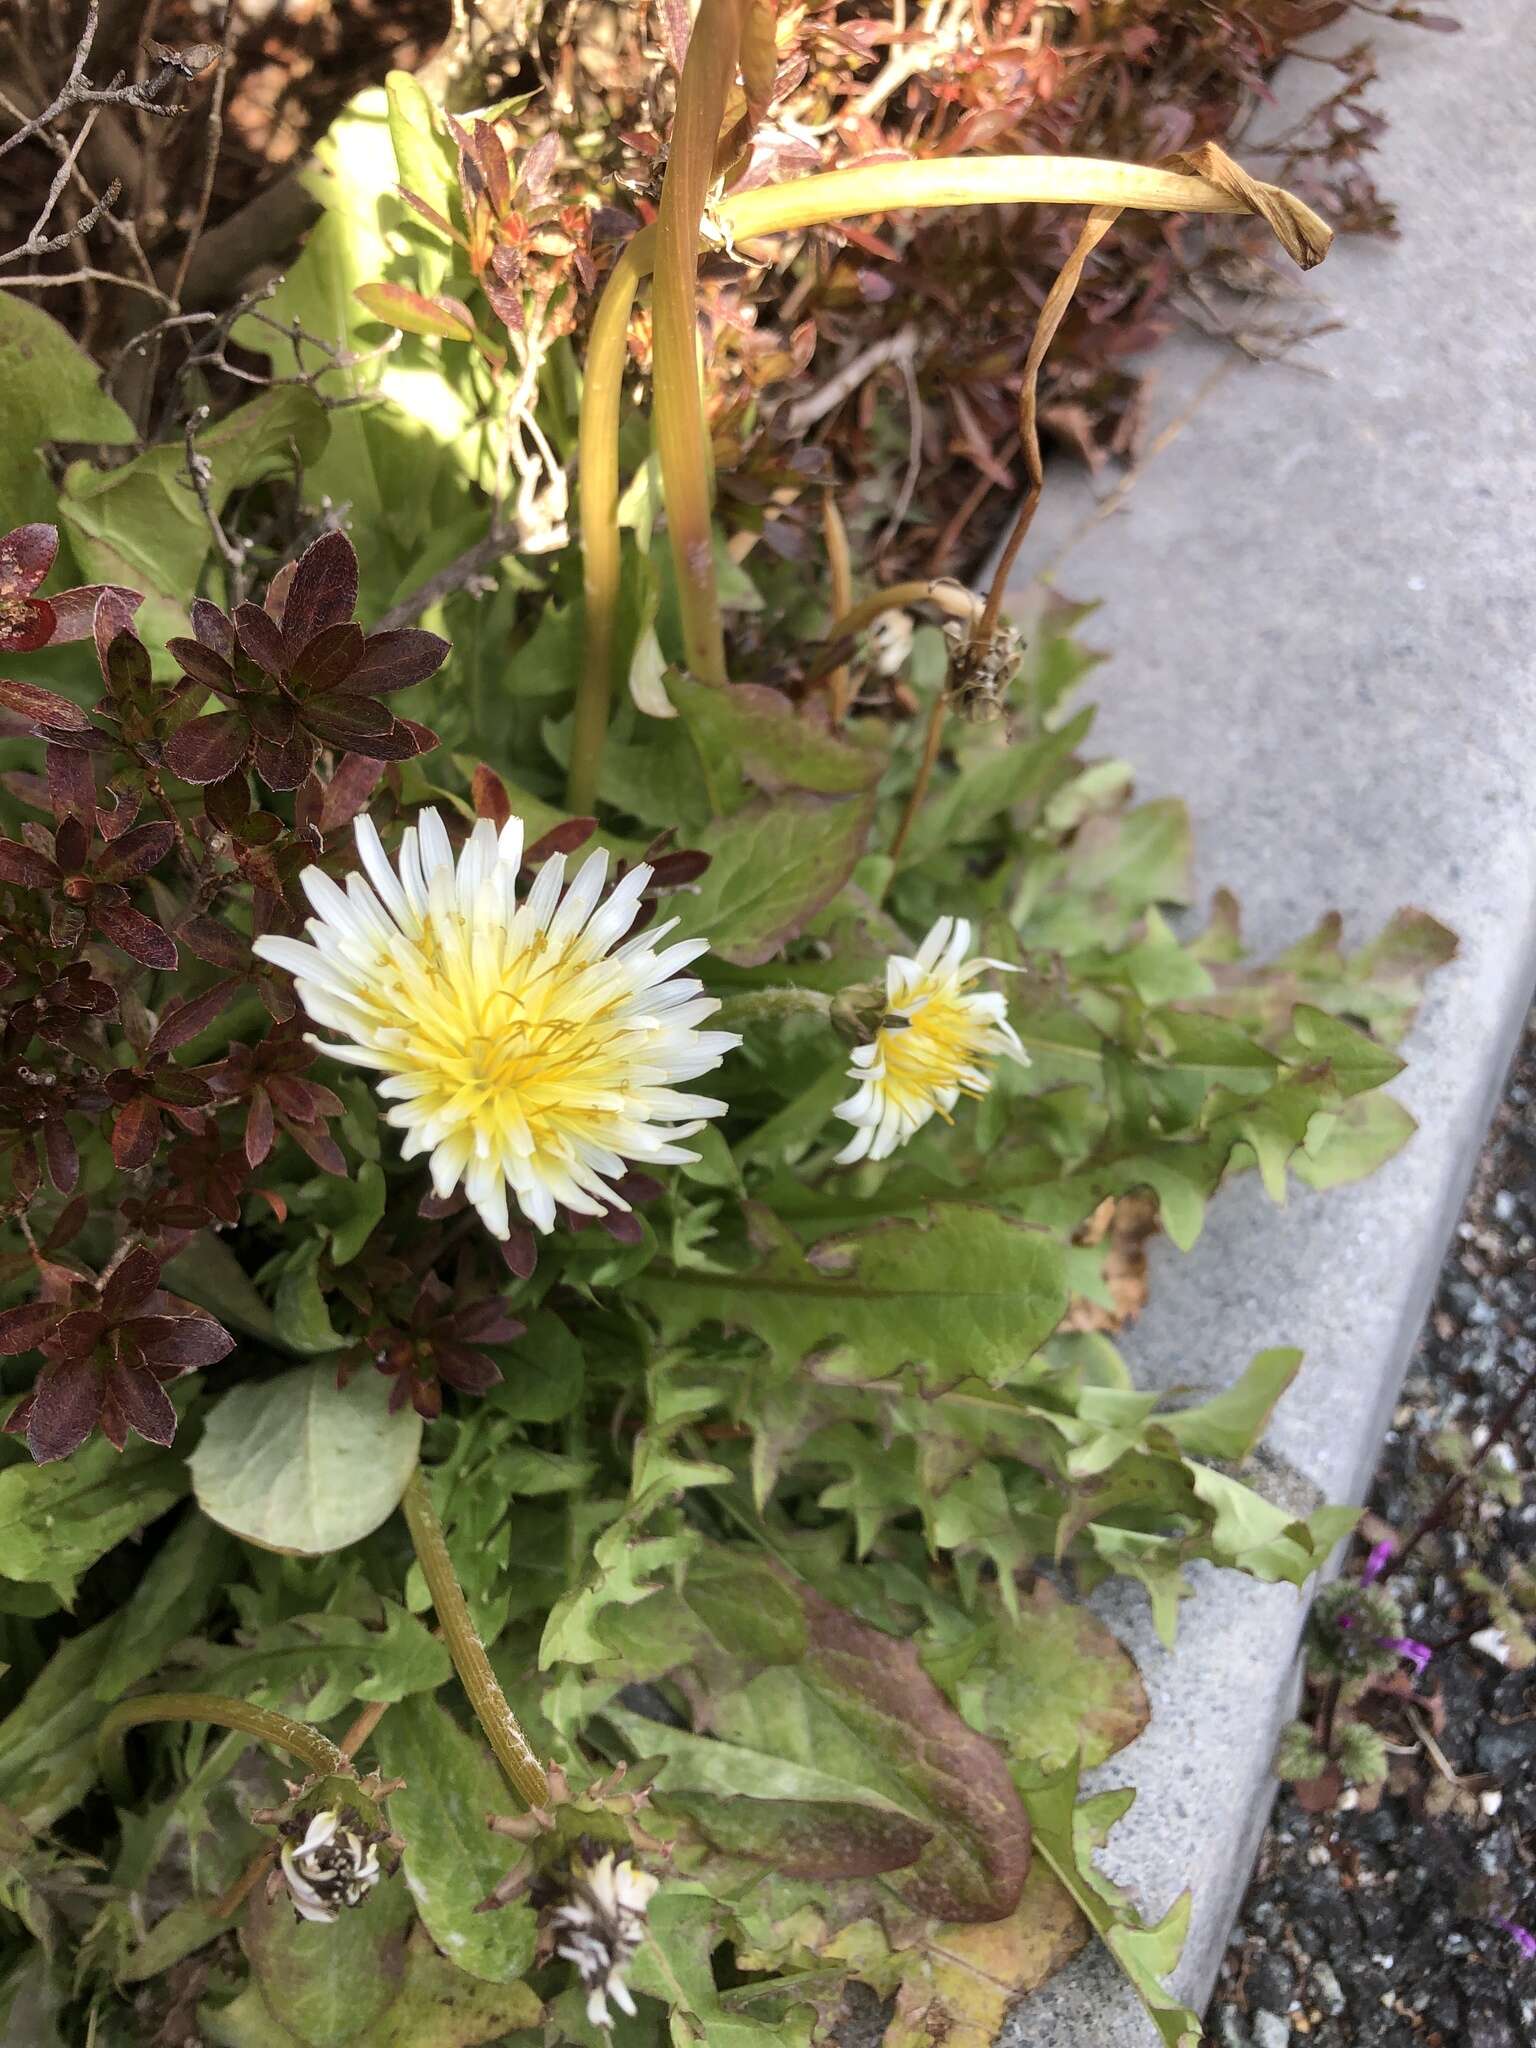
[0,13,1456,2048]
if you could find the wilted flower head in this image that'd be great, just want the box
[279,1808,381,1924]
[253,809,738,1238]
[833,915,1025,1164]
[548,1851,660,2029]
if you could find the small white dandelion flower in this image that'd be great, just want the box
[833,915,1026,1164]
[548,1851,660,2028]
[279,1808,381,1923]
[252,809,739,1239]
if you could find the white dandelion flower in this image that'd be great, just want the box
[548,1851,660,2029]
[834,914,1027,1164]
[252,809,739,1239]
[279,1808,381,1924]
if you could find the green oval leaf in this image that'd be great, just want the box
[190,1365,420,1555]
[373,1697,538,1984]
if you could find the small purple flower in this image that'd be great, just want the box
[1494,1915,1536,1963]
[1362,1538,1396,1585]
[1381,1635,1432,1679]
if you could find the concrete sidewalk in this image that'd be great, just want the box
[1000,3,1536,2040]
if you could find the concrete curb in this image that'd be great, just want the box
[997,4,1536,2040]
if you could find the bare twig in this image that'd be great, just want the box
[182,405,250,601]
[372,531,519,634]
[168,1,237,308]
[0,3,199,163]
[0,266,174,304]
[784,328,919,437]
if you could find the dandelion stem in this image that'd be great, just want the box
[805,578,979,687]
[821,495,854,722]
[401,1468,549,1810]
[97,1694,348,1803]
[570,226,654,814]
[889,694,949,863]
[649,0,754,689]
[571,148,1328,810]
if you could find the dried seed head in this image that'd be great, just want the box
[546,1850,660,2030]
[279,1808,383,1924]
[942,616,1022,724]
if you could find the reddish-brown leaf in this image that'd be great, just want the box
[0,1301,58,1354]
[0,837,59,887]
[47,584,142,644]
[526,817,597,863]
[166,636,237,694]
[319,752,385,833]
[43,1119,78,1195]
[93,820,174,883]
[0,523,57,597]
[0,600,53,653]
[290,621,365,696]
[346,628,450,695]
[147,976,244,1056]
[94,899,178,970]
[111,1092,162,1169]
[252,726,314,792]
[0,678,93,731]
[300,691,393,746]
[281,530,360,653]
[24,1355,102,1462]
[472,763,511,826]
[233,601,286,677]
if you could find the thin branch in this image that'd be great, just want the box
[0,2,199,163]
[168,0,236,309]
[372,531,518,634]
[0,266,174,305]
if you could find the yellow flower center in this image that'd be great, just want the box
[875,984,990,1120]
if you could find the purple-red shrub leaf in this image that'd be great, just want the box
[281,530,359,652]
[178,913,249,968]
[43,1119,78,1194]
[128,1311,236,1368]
[347,628,450,695]
[0,523,57,596]
[166,637,238,693]
[94,820,175,882]
[94,899,178,970]
[147,977,243,1056]
[0,679,93,731]
[0,603,54,654]
[252,728,314,791]
[290,621,365,696]
[301,693,394,745]
[0,1301,58,1354]
[0,838,60,887]
[48,585,142,644]
[233,602,286,677]
[21,1355,101,1461]
[103,1362,178,1448]
[190,599,235,657]
[165,712,250,785]
[111,1094,161,1168]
